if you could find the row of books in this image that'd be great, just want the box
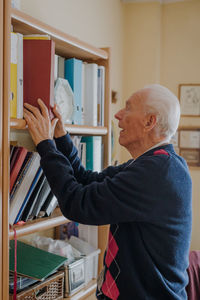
[10,135,103,225]
[72,135,103,172]
[10,145,58,225]
[10,32,105,126]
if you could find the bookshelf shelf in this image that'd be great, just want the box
[9,208,68,240]
[11,8,108,61]
[64,280,97,300]
[10,118,108,135]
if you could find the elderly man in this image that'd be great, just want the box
[24,84,192,300]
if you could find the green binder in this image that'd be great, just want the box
[9,240,67,281]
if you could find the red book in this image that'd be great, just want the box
[10,147,28,193]
[23,39,55,118]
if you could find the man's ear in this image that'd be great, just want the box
[144,114,157,132]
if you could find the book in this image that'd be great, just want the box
[9,152,41,225]
[9,240,67,281]
[81,136,102,171]
[21,173,46,222]
[16,33,23,119]
[10,146,28,193]
[65,58,83,125]
[10,152,32,199]
[23,39,55,119]
[14,167,43,223]
[31,177,51,218]
[97,66,105,126]
[10,32,18,118]
[55,55,65,81]
[83,63,98,126]
[40,191,58,217]
[23,34,50,40]
[10,32,23,119]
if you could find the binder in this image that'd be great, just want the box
[83,63,98,126]
[65,58,83,125]
[9,152,41,225]
[9,240,67,281]
[23,39,55,119]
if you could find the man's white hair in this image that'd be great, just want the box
[141,84,180,140]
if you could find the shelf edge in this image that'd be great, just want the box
[9,214,68,240]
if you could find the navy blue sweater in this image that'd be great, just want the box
[37,134,192,300]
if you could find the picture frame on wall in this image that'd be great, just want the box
[179,84,200,116]
[179,129,200,167]
[180,149,200,166]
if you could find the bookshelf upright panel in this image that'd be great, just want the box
[2,1,11,300]
[0,0,3,298]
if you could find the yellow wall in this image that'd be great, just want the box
[123,0,200,249]
[162,0,200,250]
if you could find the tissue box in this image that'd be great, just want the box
[64,258,85,297]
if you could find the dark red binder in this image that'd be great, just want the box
[10,147,28,193]
[23,39,55,119]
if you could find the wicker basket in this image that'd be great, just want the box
[9,271,64,300]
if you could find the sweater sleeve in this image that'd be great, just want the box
[36,139,176,226]
[54,134,128,184]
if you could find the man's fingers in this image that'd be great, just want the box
[51,118,59,134]
[24,102,42,120]
[52,104,62,119]
[24,110,37,133]
[37,98,49,119]
[24,108,37,122]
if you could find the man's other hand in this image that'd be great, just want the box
[52,104,67,138]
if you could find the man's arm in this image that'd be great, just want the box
[54,133,130,184]
[36,139,168,226]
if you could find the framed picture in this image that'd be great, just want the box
[178,128,200,166]
[180,149,200,166]
[179,130,200,149]
[179,84,200,116]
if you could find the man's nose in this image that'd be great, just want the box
[115,109,123,120]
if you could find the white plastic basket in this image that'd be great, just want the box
[68,236,101,284]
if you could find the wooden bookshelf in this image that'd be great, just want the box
[1,3,111,300]
[9,208,68,240]
[64,280,97,300]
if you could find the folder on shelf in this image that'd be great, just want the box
[97,66,105,126]
[9,152,41,225]
[14,167,43,223]
[21,173,46,222]
[10,146,28,193]
[23,39,55,119]
[65,58,83,125]
[31,177,51,218]
[81,136,102,172]
[40,192,58,217]
[83,63,98,126]
[9,240,67,281]
[10,32,18,118]
[10,32,23,119]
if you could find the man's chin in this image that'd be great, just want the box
[118,137,125,147]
